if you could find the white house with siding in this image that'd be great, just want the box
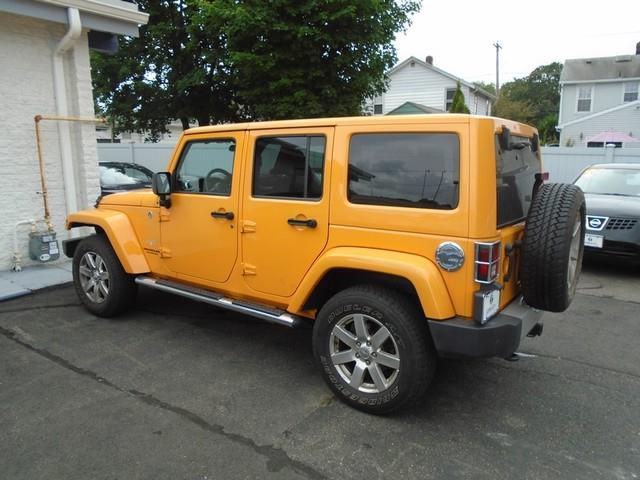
[369,56,494,116]
[0,0,148,271]
[557,44,640,147]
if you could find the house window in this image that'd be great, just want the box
[576,86,593,112]
[445,87,456,111]
[623,82,639,102]
[373,104,383,114]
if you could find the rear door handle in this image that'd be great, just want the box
[211,211,234,220]
[287,218,317,228]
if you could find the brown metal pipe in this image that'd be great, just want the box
[33,114,106,230]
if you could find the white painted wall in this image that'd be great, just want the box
[377,61,492,115]
[560,82,635,126]
[559,101,640,147]
[0,13,99,270]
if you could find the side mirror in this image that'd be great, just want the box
[152,172,172,208]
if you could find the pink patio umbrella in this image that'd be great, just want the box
[585,131,640,144]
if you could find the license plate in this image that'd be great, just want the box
[584,233,603,248]
[482,289,500,322]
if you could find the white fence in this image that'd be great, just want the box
[97,143,640,185]
[98,143,176,172]
[542,145,640,183]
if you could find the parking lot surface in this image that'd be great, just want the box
[1,260,639,479]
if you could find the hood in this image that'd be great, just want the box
[585,193,640,217]
[99,190,159,208]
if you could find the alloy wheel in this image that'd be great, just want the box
[329,313,400,393]
[78,251,110,303]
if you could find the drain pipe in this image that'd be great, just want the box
[52,7,82,222]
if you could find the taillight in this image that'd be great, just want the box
[474,241,501,284]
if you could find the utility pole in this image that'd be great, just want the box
[493,41,502,95]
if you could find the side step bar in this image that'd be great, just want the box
[135,276,301,328]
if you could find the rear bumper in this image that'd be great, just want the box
[427,295,543,359]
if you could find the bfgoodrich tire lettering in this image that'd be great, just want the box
[521,183,586,312]
[72,234,137,317]
[313,285,435,414]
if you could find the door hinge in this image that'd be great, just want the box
[159,207,170,222]
[160,248,172,258]
[241,220,256,233]
[241,263,257,275]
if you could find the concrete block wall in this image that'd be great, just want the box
[0,13,99,271]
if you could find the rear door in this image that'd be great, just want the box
[241,128,332,297]
[495,133,542,305]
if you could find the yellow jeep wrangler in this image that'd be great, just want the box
[65,115,585,414]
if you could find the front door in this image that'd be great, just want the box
[241,128,332,297]
[161,132,243,284]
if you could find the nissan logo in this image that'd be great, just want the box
[586,216,608,231]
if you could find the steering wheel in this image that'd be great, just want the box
[204,168,232,193]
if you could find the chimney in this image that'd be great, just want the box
[636,41,640,55]
[426,55,433,65]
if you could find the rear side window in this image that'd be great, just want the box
[496,135,541,226]
[253,136,325,199]
[348,133,460,209]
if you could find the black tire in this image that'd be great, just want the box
[312,285,436,414]
[521,183,586,312]
[72,234,137,317]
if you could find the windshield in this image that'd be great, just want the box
[575,167,640,196]
[495,135,541,227]
[100,164,152,188]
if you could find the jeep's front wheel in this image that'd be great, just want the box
[313,285,435,414]
[72,235,137,317]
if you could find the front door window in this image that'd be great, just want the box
[174,139,236,195]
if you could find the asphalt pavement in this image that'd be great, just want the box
[1,261,639,479]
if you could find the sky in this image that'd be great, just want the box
[394,0,640,85]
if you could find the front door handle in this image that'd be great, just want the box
[287,218,317,228]
[211,211,234,220]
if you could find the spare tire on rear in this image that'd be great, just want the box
[521,183,586,312]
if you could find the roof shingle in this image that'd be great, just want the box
[561,55,640,83]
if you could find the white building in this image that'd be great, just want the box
[557,44,640,147]
[0,0,148,271]
[369,56,494,116]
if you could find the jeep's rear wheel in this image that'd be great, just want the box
[72,235,137,317]
[521,183,586,312]
[313,285,435,414]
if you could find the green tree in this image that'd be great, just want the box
[449,82,470,113]
[92,0,420,139]
[473,81,496,97]
[91,1,238,141]
[197,0,420,120]
[492,62,562,143]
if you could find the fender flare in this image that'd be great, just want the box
[66,209,150,274]
[290,247,455,320]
